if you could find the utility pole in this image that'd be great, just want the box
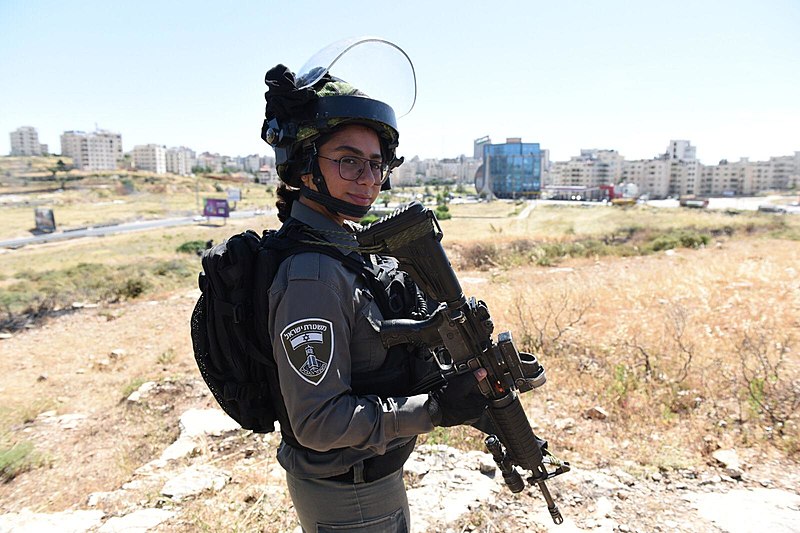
[195,175,200,214]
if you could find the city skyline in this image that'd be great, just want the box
[7,124,798,169]
[1,1,798,164]
[8,123,798,198]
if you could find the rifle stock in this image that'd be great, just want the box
[358,202,569,524]
[356,202,464,307]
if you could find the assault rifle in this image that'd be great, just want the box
[357,202,570,525]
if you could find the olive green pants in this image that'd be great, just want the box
[286,468,410,533]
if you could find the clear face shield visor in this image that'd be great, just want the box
[295,36,417,119]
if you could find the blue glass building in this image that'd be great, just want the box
[477,140,543,199]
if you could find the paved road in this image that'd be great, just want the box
[647,195,800,212]
[537,196,800,213]
[4,196,797,249]
[0,209,276,249]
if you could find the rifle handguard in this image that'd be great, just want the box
[487,393,545,473]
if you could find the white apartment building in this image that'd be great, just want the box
[260,155,275,169]
[667,159,701,197]
[166,146,195,176]
[10,126,47,156]
[621,151,799,198]
[60,130,122,170]
[549,149,624,188]
[60,131,87,168]
[383,155,479,187]
[549,139,797,198]
[770,152,800,190]
[747,160,773,193]
[133,144,167,174]
[694,153,800,196]
[391,156,425,185]
[667,140,696,162]
[622,159,670,198]
[88,131,123,170]
[474,135,491,159]
[699,158,749,196]
[662,140,699,196]
[239,154,262,173]
[620,157,697,199]
[256,166,278,185]
[196,152,223,173]
[438,156,482,184]
[401,156,482,185]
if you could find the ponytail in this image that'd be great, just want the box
[276,182,301,222]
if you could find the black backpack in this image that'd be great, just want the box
[190,223,443,434]
[190,225,405,433]
[190,229,287,433]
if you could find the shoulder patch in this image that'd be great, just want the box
[280,318,334,385]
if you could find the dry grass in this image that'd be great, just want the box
[175,438,296,532]
[0,214,279,275]
[466,238,800,470]
[0,173,276,238]
[0,213,282,331]
[443,202,793,243]
[0,294,198,511]
[0,156,70,176]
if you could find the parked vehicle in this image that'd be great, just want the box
[757,204,787,214]
[679,195,709,208]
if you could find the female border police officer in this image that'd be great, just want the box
[261,39,489,532]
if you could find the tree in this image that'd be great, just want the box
[48,159,70,189]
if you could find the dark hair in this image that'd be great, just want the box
[275,132,334,222]
[276,182,301,222]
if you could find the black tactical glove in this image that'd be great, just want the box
[426,369,489,427]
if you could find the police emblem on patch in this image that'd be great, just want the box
[280,318,334,385]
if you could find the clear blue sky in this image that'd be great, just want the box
[1,0,798,164]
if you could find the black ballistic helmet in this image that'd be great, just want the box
[261,37,416,196]
[261,72,402,192]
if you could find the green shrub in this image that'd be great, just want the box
[649,235,680,252]
[647,230,709,252]
[120,178,136,194]
[0,441,42,482]
[176,240,207,254]
[153,260,191,278]
[121,377,148,399]
[1,256,200,331]
[509,239,535,254]
[434,206,452,220]
[461,242,499,269]
[117,278,150,299]
[679,232,709,248]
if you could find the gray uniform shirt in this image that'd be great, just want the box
[268,201,434,479]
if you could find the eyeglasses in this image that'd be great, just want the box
[318,154,390,184]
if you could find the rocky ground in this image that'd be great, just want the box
[0,288,798,532]
[1,381,799,532]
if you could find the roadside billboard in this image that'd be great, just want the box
[203,198,230,218]
[34,208,56,233]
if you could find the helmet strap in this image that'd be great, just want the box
[299,159,371,219]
